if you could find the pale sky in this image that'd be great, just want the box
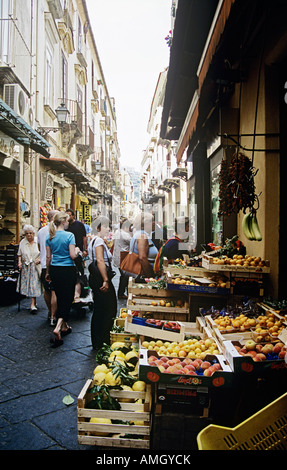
[85,0,172,171]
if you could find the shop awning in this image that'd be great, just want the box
[160,0,219,142]
[0,98,51,158]
[40,156,90,183]
[76,194,89,209]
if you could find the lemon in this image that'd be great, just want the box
[90,417,111,436]
[121,385,134,403]
[92,372,107,385]
[104,371,121,386]
[125,350,138,362]
[93,364,109,375]
[109,350,126,361]
[132,380,146,392]
[111,342,126,350]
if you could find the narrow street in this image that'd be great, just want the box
[0,271,126,450]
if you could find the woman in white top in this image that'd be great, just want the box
[88,216,117,349]
[17,224,42,313]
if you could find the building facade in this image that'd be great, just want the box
[0,0,121,243]
[160,0,287,297]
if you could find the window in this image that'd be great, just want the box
[61,51,68,101]
[0,0,11,63]
[45,43,53,106]
[77,15,82,53]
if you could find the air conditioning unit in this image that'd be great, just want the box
[3,84,29,119]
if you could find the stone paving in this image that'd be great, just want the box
[0,273,127,450]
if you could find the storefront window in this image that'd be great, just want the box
[211,163,223,245]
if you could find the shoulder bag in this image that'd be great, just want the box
[120,237,143,278]
[88,238,116,282]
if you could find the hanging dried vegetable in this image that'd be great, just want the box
[218,152,257,216]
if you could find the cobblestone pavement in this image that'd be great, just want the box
[0,272,127,450]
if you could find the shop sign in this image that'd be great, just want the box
[83,204,91,225]
[0,134,20,160]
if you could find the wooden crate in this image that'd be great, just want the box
[202,254,270,273]
[127,293,189,314]
[77,379,152,448]
[124,313,185,342]
[127,277,172,298]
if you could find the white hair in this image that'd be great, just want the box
[23,224,36,235]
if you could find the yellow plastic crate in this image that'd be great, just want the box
[197,392,287,450]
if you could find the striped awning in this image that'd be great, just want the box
[0,98,50,158]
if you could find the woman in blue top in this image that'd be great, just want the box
[46,212,80,347]
[130,212,158,278]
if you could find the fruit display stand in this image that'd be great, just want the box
[127,293,190,322]
[77,379,152,448]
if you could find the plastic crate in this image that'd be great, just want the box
[197,392,287,450]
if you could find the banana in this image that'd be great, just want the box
[250,211,262,241]
[247,212,256,241]
[242,212,254,240]
[242,212,252,240]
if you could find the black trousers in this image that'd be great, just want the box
[89,275,117,349]
[49,265,77,322]
[118,269,129,296]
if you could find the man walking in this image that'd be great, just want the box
[66,209,88,256]
[66,208,88,302]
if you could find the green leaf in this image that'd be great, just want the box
[62,394,74,406]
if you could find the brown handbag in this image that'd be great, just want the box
[120,240,143,277]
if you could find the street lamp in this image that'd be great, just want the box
[37,101,69,136]
[55,102,69,132]
[94,161,102,172]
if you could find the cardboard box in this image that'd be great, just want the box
[77,379,152,449]
[222,340,287,374]
[139,350,233,388]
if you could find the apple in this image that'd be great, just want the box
[273,343,283,354]
[201,361,211,370]
[278,350,286,359]
[245,340,256,351]
[148,355,158,363]
[262,344,273,355]
[255,344,263,353]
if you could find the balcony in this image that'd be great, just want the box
[61,99,82,149]
[47,0,64,19]
[76,126,95,161]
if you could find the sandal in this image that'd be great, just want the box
[50,338,63,348]
[61,326,72,337]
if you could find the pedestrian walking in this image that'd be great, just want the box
[88,216,117,350]
[16,224,42,313]
[129,211,158,278]
[113,218,132,299]
[66,209,88,255]
[37,210,58,325]
[66,209,88,302]
[45,212,80,347]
